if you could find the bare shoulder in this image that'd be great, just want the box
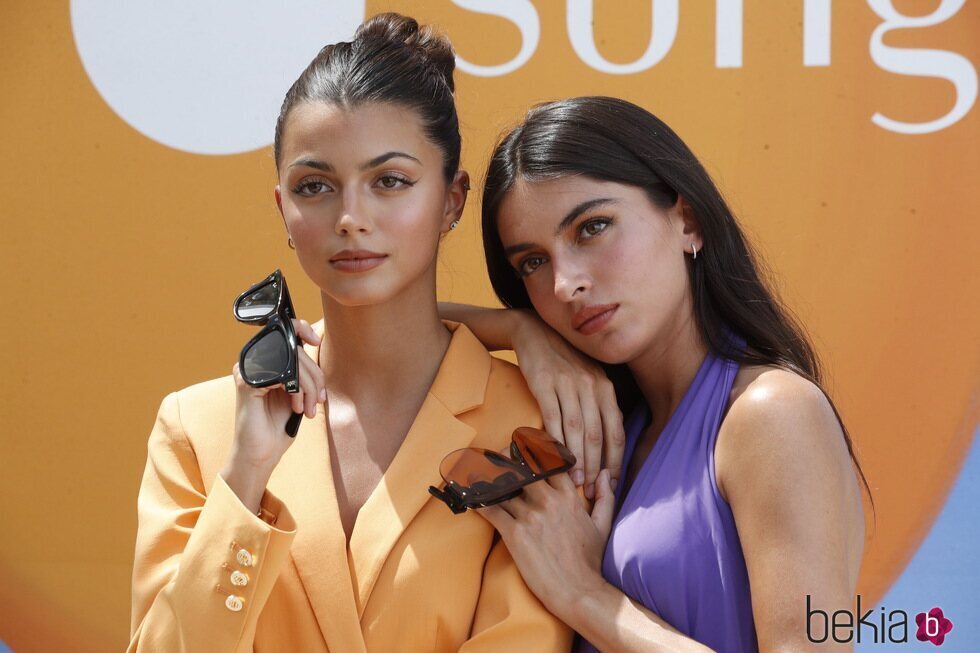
[715,365,866,604]
[726,365,841,436]
[715,364,850,502]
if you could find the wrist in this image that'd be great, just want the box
[220,455,275,513]
[508,309,536,350]
[549,572,612,626]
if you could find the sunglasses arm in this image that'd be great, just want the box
[285,411,303,437]
[428,484,468,514]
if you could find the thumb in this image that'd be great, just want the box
[590,469,616,540]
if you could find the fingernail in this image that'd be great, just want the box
[585,483,595,500]
[572,470,585,486]
[610,478,619,491]
[319,388,326,402]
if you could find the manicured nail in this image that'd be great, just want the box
[610,477,619,491]
[572,470,585,486]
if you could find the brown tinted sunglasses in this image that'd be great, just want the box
[428,427,576,514]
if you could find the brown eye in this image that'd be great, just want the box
[377,174,413,189]
[579,218,610,238]
[293,180,330,196]
[518,255,546,277]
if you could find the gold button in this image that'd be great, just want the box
[230,570,249,587]
[225,595,244,612]
[235,548,254,567]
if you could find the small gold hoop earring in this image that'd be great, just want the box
[287,237,295,250]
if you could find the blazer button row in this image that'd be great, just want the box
[220,541,254,612]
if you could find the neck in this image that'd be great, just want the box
[316,282,451,405]
[626,307,709,424]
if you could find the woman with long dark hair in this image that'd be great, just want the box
[450,96,869,651]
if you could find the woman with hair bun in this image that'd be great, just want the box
[446,97,869,651]
[128,14,577,652]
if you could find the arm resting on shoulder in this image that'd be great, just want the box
[439,302,524,351]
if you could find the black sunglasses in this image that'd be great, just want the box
[233,269,303,436]
[428,427,576,514]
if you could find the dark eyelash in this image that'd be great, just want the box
[516,255,545,278]
[578,217,611,237]
[292,179,327,194]
[379,174,415,187]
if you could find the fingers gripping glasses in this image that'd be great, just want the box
[428,427,577,514]
[233,269,303,436]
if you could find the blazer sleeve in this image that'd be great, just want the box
[128,391,297,653]
[458,535,573,653]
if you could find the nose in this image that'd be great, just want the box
[552,257,590,303]
[335,190,373,236]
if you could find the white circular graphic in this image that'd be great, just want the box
[71,1,366,155]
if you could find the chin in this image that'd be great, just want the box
[571,332,640,366]
[328,287,399,308]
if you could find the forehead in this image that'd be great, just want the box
[497,177,647,235]
[280,101,435,165]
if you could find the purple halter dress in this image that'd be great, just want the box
[576,352,758,652]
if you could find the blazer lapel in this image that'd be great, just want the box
[347,322,491,618]
[268,342,367,653]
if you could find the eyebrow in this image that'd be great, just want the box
[363,151,421,169]
[287,151,421,173]
[503,198,618,257]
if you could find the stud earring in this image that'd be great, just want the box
[449,220,459,230]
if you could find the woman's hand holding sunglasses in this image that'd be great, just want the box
[221,270,325,514]
[222,319,324,514]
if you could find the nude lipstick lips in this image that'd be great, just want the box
[329,249,388,273]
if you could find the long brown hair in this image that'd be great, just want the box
[481,96,872,507]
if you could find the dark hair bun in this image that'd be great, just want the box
[355,12,456,92]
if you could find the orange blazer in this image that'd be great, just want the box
[129,321,572,652]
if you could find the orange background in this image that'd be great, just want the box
[1,1,977,650]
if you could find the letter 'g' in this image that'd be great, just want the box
[867,0,977,134]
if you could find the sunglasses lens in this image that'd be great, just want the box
[242,329,289,384]
[235,280,280,320]
[512,427,576,474]
[439,448,531,504]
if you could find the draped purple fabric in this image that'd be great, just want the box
[576,352,758,652]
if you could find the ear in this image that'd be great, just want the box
[675,194,703,253]
[441,170,470,233]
